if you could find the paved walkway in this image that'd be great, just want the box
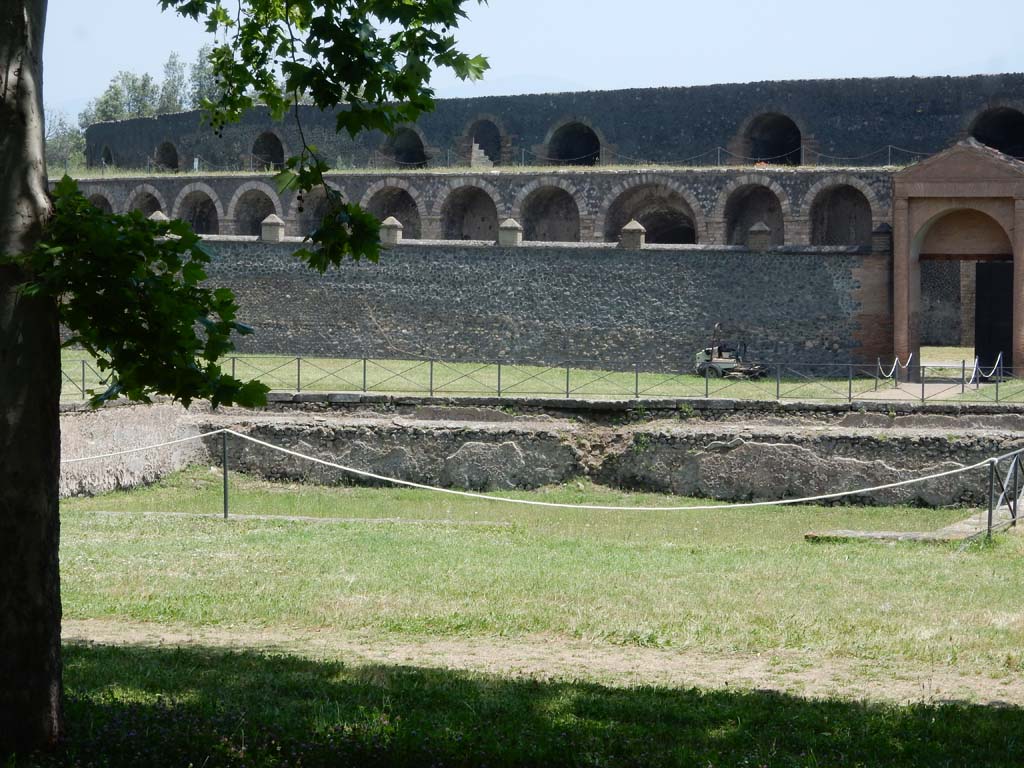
[805,507,1019,543]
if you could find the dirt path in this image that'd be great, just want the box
[63,619,1023,708]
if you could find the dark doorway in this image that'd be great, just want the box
[742,114,802,166]
[971,108,1024,158]
[548,122,601,166]
[975,261,1013,368]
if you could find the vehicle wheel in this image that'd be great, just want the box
[707,366,722,378]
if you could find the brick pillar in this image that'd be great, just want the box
[893,199,913,368]
[1014,199,1024,370]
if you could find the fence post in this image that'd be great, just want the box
[222,431,229,520]
[296,357,302,392]
[996,363,1001,403]
[80,359,86,399]
[775,364,781,401]
[429,359,434,398]
[921,366,925,404]
[988,459,996,539]
[231,356,236,380]
[634,363,639,400]
[848,364,853,403]
[962,360,966,394]
[705,365,709,398]
[497,363,502,398]
[362,357,367,392]
[565,364,570,399]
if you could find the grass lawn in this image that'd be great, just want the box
[43,471,1024,766]
[60,349,984,404]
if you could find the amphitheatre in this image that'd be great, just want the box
[47,70,1024,765]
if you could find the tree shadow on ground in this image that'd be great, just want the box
[17,641,1024,767]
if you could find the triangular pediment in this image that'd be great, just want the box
[895,138,1024,183]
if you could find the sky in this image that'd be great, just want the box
[43,0,1024,119]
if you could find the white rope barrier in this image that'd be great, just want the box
[61,427,996,512]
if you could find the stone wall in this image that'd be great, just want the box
[59,402,209,497]
[74,166,893,245]
[202,238,893,368]
[920,260,962,346]
[84,72,1024,170]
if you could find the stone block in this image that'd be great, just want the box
[618,219,646,249]
[498,218,523,247]
[380,216,404,245]
[747,221,771,252]
[260,213,285,242]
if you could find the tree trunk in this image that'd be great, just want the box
[0,0,63,755]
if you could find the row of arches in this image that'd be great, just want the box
[88,175,880,247]
[121,106,1024,176]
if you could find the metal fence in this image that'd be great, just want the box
[58,353,1024,405]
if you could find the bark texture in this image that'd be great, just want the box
[0,0,63,755]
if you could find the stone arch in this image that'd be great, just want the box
[805,180,878,247]
[287,182,344,237]
[722,184,786,246]
[382,126,428,168]
[800,175,883,223]
[100,146,114,166]
[541,118,603,166]
[362,179,425,239]
[155,141,179,171]
[172,183,224,235]
[87,193,113,214]
[734,112,803,165]
[252,131,286,170]
[227,181,284,236]
[125,183,168,216]
[596,178,704,244]
[969,106,1024,158]
[438,185,500,241]
[712,175,791,221]
[464,116,504,165]
[518,185,581,242]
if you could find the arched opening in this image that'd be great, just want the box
[916,209,1013,364]
[809,185,872,247]
[101,146,113,166]
[604,184,697,244]
[178,191,220,235]
[87,194,113,214]
[521,187,581,242]
[366,187,422,239]
[128,191,162,217]
[441,187,499,241]
[293,187,337,237]
[469,119,502,166]
[234,189,277,236]
[252,132,285,170]
[724,185,785,246]
[547,122,601,166]
[155,141,179,171]
[384,128,427,168]
[741,113,802,165]
[970,107,1024,158]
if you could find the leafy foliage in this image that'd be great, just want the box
[44,108,86,170]
[78,71,161,129]
[158,52,189,115]
[17,178,268,408]
[162,0,488,269]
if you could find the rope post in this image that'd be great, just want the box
[362,357,367,392]
[497,363,502,398]
[988,459,996,539]
[634,363,639,400]
[429,359,434,398]
[962,360,966,394]
[296,357,302,393]
[705,365,709,398]
[565,364,571,399]
[874,359,879,392]
[775,364,781,401]
[921,366,926,404]
[231,356,236,380]
[1010,457,1019,527]
[997,367,1001,403]
[848,364,853,403]
[81,359,86,399]
[222,432,229,520]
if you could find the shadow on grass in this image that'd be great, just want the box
[17,642,1024,767]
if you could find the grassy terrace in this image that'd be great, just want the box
[60,347,1018,404]
[37,470,1024,766]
